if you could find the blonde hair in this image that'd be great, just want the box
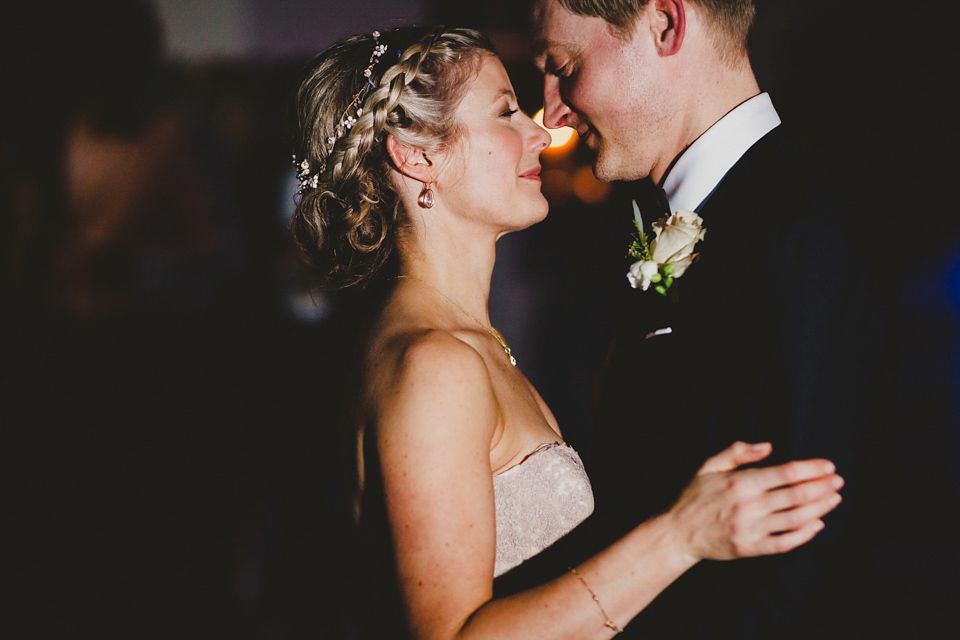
[293,27,496,290]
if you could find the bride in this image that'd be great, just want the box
[292,26,843,639]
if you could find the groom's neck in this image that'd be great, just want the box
[653,60,761,186]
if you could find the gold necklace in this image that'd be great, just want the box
[395,275,517,366]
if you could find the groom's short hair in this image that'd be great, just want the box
[554,0,755,58]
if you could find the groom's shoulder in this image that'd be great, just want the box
[726,126,817,199]
[721,124,886,303]
[719,125,857,227]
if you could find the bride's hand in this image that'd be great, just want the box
[665,441,843,563]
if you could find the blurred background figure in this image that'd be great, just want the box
[2,1,956,638]
[55,5,243,323]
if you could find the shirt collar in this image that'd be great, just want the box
[662,93,781,213]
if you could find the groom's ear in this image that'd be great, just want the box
[386,134,434,183]
[648,0,685,57]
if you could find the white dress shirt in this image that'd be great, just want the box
[662,92,781,213]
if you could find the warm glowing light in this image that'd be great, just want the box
[541,168,574,204]
[533,108,577,152]
[572,165,612,205]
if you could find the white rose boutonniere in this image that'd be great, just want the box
[627,200,705,296]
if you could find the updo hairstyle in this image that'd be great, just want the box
[293,27,496,290]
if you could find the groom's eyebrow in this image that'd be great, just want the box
[531,39,551,68]
[532,39,568,72]
[532,39,548,58]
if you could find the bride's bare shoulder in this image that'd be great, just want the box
[366,325,490,393]
[363,325,499,440]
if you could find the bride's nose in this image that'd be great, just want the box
[528,119,551,153]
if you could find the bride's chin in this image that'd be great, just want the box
[533,201,550,224]
[521,197,550,227]
[496,209,548,240]
[497,196,550,235]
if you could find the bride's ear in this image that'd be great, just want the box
[386,134,433,183]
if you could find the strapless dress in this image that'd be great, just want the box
[492,442,594,577]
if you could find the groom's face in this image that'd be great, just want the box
[534,0,680,183]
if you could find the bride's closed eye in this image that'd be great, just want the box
[500,107,519,117]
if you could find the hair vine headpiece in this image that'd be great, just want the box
[294,30,390,194]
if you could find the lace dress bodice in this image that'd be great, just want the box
[492,442,594,577]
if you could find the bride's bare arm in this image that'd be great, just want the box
[375,333,842,640]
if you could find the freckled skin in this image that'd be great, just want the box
[432,57,552,234]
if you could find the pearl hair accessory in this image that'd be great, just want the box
[295,30,390,193]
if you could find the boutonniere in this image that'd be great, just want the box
[626,200,706,296]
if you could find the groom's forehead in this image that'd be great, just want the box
[531,0,570,48]
[531,17,573,65]
[531,0,611,64]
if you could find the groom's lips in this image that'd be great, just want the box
[581,127,598,148]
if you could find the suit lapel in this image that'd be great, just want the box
[595,127,793,462]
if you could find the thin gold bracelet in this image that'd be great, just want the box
[568,566,624,634]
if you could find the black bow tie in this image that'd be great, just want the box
[633,178,671,222]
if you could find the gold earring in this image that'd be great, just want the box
[417,182,434,208]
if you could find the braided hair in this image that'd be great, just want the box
[293,27,496,290]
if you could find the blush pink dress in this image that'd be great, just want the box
[492,442,595,577]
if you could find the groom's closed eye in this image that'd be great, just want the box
[534,50,566,76]
[547,56,574,78]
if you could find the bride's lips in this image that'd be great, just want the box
[519,165,542,181]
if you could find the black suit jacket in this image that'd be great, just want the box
[582,125,892,638]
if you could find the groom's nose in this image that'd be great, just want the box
[541,74,573,129]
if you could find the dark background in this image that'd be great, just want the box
[3,1,957,637]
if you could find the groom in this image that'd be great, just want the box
[530,0,890,637]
